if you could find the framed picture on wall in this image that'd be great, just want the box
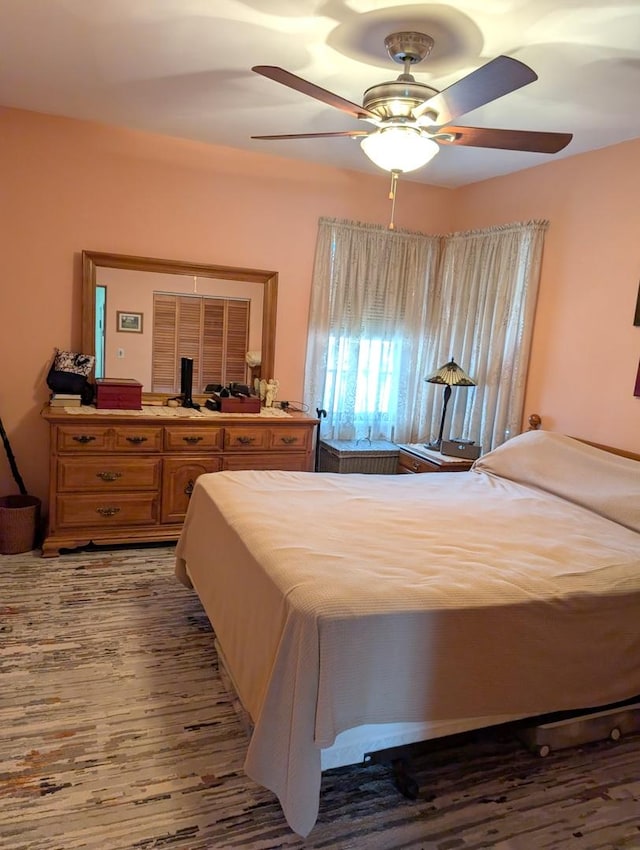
[116,311,143,333]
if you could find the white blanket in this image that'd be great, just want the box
[175,432,640,835]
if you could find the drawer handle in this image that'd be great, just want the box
[96,471,122,482]
[281,436,297,445]
[412,462,420,470]
[183,436,203,444]
[236,436,254,445]
[126,436,148,444]
[184,479,195,497]
[73,434,96,444]
[96,506,120,517]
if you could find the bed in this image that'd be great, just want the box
[174,429,640,836]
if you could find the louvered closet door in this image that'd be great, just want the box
[176,296,203,391]
[152,294,250,393]
[225,300,250,383]
[151,295,178,393]
[198,298,250,387]
[201,299,225,388]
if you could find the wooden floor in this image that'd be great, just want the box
[1,545,639,850]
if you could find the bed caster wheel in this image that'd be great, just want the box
[610,727,621,742]
[537,744,551,758]
[391,758,419,800]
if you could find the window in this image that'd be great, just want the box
[305,217,547,448]
[325,335,400,417]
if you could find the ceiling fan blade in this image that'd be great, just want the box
[436,125,573,153]
[252,65,379,121]
[413,55,537,124]
[252,130,370,140]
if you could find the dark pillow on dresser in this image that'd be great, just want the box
[46,349,96,402]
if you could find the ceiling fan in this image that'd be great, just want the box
[251,31,573,175]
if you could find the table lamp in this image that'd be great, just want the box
[425,358,476,450]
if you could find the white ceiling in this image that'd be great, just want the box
[1,1,639,188]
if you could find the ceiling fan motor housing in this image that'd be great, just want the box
[363,79,438,120]
[365,33,438,121]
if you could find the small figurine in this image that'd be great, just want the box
[265,379,279,408]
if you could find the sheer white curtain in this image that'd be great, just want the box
[304,217,548,450]
[304,217,440,442]
[422,221,548,449]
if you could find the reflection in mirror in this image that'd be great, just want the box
[81,252,277,400]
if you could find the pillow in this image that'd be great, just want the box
[46,349,96,401]
[47,368,87,395]
[53,349,95,376]
[473,430,640,533]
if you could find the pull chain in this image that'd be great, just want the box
[388,169,401,230]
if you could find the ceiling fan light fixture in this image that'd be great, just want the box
[360,127,439,173]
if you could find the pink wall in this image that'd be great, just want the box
[451,139,640,452]
[0,108,452,506]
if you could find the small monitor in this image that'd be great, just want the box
[180,357,199,409]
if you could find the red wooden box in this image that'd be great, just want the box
[95,378,143,410]
[209,392,261,413]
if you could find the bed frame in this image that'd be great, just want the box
[527,413,640,460]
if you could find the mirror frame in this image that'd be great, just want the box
[81,251,278,401]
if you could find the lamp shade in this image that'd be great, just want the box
[425,358,476,387]
[245,350,262,368]
[360,128,439,173]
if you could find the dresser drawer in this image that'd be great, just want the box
[398,452,439,474]
[55,493,159,527]
[112,426,162,452]
[164,426,224,452]
[397,450,474,474]
[57,457,161,492]
[224,426,270,451]
[56,425,163,453]
[57,425,111,451]
[269,426,312,451]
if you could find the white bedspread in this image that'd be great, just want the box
[175,432,640,836]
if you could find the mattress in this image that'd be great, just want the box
[175,431,640,835]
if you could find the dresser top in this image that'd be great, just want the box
[41,404,318,424]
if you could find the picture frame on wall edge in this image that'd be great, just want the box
[116,311,143,333]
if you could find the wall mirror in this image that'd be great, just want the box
[81,251,277,401]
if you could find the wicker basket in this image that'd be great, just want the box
[0,494,41,554]
[318,439,399,474]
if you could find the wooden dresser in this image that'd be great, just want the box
[41,407,317,557]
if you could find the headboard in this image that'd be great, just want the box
[527,414,640,462]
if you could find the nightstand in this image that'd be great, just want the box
[397,443,475,474]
